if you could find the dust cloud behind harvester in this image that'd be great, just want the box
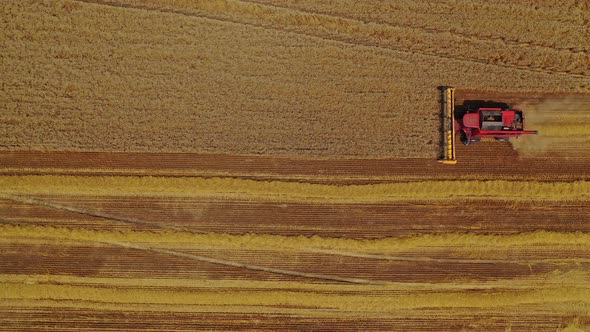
[511,97,590,157]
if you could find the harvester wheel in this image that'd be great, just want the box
[460,131,470,146]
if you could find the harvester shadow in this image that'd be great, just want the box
[437,86,448,159]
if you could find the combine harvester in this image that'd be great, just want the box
[439,86,538,164]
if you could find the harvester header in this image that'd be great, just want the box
[439,86,457,164]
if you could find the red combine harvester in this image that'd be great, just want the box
[439,86,538,164]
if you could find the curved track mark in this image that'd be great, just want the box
[240,0,590,55]
[111,241,384,285]
[5,195,586,267]
[0,194,188,232]
[0,195,382,284]
[71,0,590,79]
[307,248,590,265]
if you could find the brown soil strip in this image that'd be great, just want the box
[0,243,577,283]
[5,195,590,238]
[1,306,584,331]
[1,145,589,182]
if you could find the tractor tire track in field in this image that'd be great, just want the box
[71,0,590,79]
[8,195,588,268]
[10,195,585,269]
[241,0,589,55]
[6,194,590,238]
[248,0,590,50]
[0,202,381,284]
[305,248,590,266]
[112,241,382,285]
[3,174,590,329]
[2,141,589,182]
[0,194,188,232]
[5,230,590,292]
[0,306,587,331]
[3,1,590,329]
[4,225,590,284]
[0,196,381,284]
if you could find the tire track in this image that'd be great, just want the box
[110,241,384,285]
[71,0,590,79]
[0,306,587,331]
[0,195,386,285]
[0,216,382,284]
[5,175,590,202]
[4,195,590,266]
[2,148,590,183]
[0,194,187,232]
[306,248,590,265]
[241,0,589,55]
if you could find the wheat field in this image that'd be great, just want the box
[1,0,589,157]
[2,0,590,330]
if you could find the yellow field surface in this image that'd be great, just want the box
[1,173,590,330]
[1,175,590,202]
[5,224,590,252]
[2,0,590,330]
[3,275,590,313]
[2,218,590,329]
[1,0,589,157]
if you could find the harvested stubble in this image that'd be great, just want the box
[4,224,590,253]
[2,1,590,330]
[1,0,589,157]
[2,223,590,330]
[1,175,590,202]
[2,175,590,330]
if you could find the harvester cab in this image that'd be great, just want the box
[438,86,539,164]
